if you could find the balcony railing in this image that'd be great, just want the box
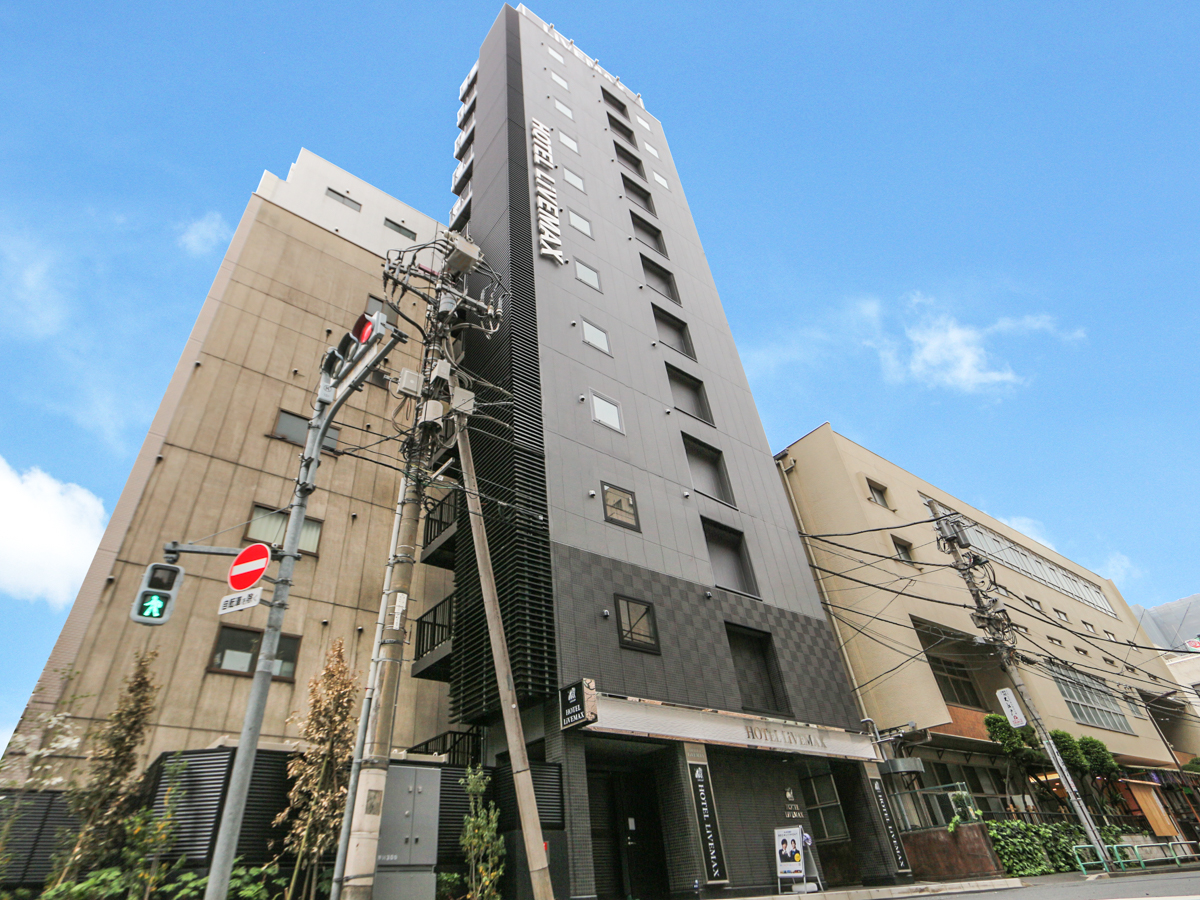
[415,594,454,660]
[458,60,479,102]
[409,727,481,767]
[424,493,456,549]
[452,151,474,196]
[454,120,475,160]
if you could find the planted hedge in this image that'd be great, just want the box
[984,821,1137,875]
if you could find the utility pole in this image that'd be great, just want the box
[204,312,407,900]
[457,420,554,900]
[932,508,1110,864]
[334,232,550,900]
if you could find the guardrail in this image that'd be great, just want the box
[1074,840,1200,873]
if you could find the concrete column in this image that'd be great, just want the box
[544,705,595,899]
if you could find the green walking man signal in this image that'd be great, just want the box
[130,563,185,625]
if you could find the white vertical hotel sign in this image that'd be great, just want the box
[529,118,566,265]
[996,688,1027,728]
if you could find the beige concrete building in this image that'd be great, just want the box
[775,423,1200,837]
[6,149,455,779]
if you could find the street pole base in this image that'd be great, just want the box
[342,886,372,900]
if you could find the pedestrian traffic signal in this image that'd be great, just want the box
[130,563,184,625]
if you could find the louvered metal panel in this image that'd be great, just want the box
[0,790,77,887]
[437,766,472,865]
[450,4,557,726]
[491,762,563,833]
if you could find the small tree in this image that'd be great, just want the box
[459,766,504,900]
[1183,757,1200,774]
[1049,730,1089,776]
[51,651,159,886]
[274,639,358,900]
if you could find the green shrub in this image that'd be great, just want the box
[985,820,1111,875]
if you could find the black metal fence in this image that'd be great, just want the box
[415,594,454,660]
[408,728,482,767]
[423,492,456,548]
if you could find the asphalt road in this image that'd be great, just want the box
[942,870,1200,899]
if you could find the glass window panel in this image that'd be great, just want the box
[821,804,848,839]
[548,46,564,63]
[635,114,652,130]
[554,99,573,120]
[568,210,592,237]
[653,172,669,189]
[644,142,660,158]
[383,219,416,240]
[247,504,322,554]
[591,394,622,431]
[581,320,609,353]
[563,168,585,191]
[602,483,638,529]
[575,260,601,290]
[551,71,569,90]
[275,410,338,450]
[559,132,578,153]
[617,597,658,649]
[213,627,259,673]
[812,774,837,805]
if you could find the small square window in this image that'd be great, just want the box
[325,188,361,212]
[366,294,391,325]
[867,481,889,507]
[1124,664,1136,673]
[559,132,579,153]
[274,410,339,451]
[1048,636,1064,647]
[562,168,585,192]
[617,596,659,652]
[653,172,670,189]
[1103,657,1117,666]
[1083,621,1096,633]
[581,320,609,354]
[554,98,574,120]
[1026,597,1043,612]
[892,538,915,563]
[210,625,300,680]
[384,218,416,240]
[548,46,565,64]
[246,503,323,554]
[575,260,601,291]
[602,483,639,530]
[590,392,623,432]
[635,114,652,130]
[644,142,660,159]
[1014,623,1029,634]
[551,71,569,90]
[1054,609,1070,622]
[567,209,592,237]
[1075,647,1089,657]
[1104,630,1117,641]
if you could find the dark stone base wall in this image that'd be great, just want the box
[830,761,909,886]
[900,823,1004,882]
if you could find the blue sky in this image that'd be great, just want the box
[2,1,1199,742]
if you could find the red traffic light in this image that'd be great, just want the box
[352,313,374,344]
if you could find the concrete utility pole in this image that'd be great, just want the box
[334,232,551,900]
[932,509,1110,864]
[457,421,554,900]
[204,311,407,900]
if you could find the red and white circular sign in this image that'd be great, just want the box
[228,543,272,591]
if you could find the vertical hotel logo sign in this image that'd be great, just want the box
[688,764,728,883]
[529,118,566,265]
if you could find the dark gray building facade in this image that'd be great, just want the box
[425,6,911,896]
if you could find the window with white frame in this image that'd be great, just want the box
[551,71,569,90]
[562,168,585,191]
[246,504,322,554]
[559,132,579,153]
[644,142,660,158]
[548,46,564,64]
[575,260,601,291]
[653,172,670,189]
[567,209,592,237]
[554,98,574,120]
[1046,662,1134,733]
[590,392,623,432]
[580,320,609,354]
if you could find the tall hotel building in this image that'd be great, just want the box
[424,5,908,895]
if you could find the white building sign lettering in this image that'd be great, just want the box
[529,118,566,265]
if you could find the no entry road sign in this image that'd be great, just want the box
[228,543,272,591]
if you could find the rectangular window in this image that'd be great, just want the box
[210,625,300,680]
[548,46,564,64]
[635,113,652,130]
[631,212,666,255]
[273,410,339,451]
[1083,621,1096,633]
[666,364,713,423]
[1047,662,1134,733]
[601,87,628,117]
[559,132,579,153]
[1103,657,1117,666]
[683,434,734,505]
[590,392,623,432]
[325,188,361,211]
[366,294,391,325]
[1126,692,1148,718]
[1054,609,1070,622]
[602,483,639,531]
[867,481,889,507]
[726,624,785,712]
[622,176,655,214]
[575,260,601,291]
[246,503,322,554]
[928,657,982,708]
[704,520,757,596]
[617,596,659,652]
[383,218,416,239]
[644,142,660,159]
[551,71,569,90]
[554,98,574,120]
[581,319,610,354]
[653,171,670,189]
[1027,597,1043,612]
[1014,623,1029,634]
[653,306,693,358]
[608,113,636,146]
[641,255,679,302]
[563,168,585,192]
[892,537,915,563]
[1075,647,1089,657]
[1047,636,1064,646]
[797,760,848,842]
[614,142,645,178]
[1104,630,1117,641]
[567,209,593,237]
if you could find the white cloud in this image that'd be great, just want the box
[904,315,1021,391]
[1097,551,1138,587]
[0,233,68,337]
[995,515,1056,551]
[177,212,232,257]
[0,455,108,609]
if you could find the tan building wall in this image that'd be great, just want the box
[776,423,1200,770]
[7,151,455,778]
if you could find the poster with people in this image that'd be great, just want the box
[774,826,805,879]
